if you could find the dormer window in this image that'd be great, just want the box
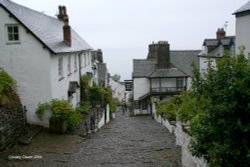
[6,25,19,43]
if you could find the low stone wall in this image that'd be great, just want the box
[0,105,26,150]
[81,105,111,136]
[154,113,207,167]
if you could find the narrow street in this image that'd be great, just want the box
[1,110,181,167]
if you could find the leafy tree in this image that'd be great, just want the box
[190,53,250,167]
[111,74,121,82]
[80,75,91,101]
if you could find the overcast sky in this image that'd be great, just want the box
[13,0,248,80]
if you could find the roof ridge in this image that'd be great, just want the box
[1,0,92,53]
[234,0,250,14]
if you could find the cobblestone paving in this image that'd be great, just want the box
[0,110,181,167]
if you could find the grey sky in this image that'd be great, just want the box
[13,0,247,80]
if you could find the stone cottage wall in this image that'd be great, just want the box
[0,105,26,150]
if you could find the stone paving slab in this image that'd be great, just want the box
[0,110,181,167]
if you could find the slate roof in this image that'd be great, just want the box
[203,37,235,47]
[170,50,200,76]
[234,0,250,14]
[133,50,200,78]
[133,59,156,77]
[150,68,187,78]
[0,0,92,54]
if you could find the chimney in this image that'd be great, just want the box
[156,41,171,69]
[57,6,67,21]
[216,28,226,39]
[58,6,71,47]
[63,16,71,47]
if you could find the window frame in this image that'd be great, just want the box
[5,24,20,44]
[58,56,64,80]
[67,55,71,76]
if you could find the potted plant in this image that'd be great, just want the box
[36,99,81,133]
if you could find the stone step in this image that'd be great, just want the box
[18,125,42,145]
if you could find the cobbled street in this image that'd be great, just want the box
[1,110,181,167]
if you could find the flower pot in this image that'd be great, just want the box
[49,117,67,134]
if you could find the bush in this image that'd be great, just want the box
[36,99,82,131]
[0,69,19,107]
[156,98,177,121]
[76,101,91,115]
[0,68,16,94]
[189,53,250,166]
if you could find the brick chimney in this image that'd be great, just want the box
[63,16,71,47]
[58,6,72,47]
[216,28,226,39]
[57,6,67,21]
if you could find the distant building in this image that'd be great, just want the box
[132,41,200,115]
[234,0,250,55]
[0,0,93,126]
[91,49,109,88]
[199,28,235,73]
[109,78,125,103]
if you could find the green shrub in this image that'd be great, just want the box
[0,68,16,94]
[67,110,82,131]
[189,53,250,166]
[76,101,91,115]
[157,99,177,121]
[36,99,82,131]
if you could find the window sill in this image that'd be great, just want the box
[6,41,21,45]
[58,77,65,81]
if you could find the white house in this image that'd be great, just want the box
[198,28,235,74]
[0,0,93,126]
[132,41,200,115]
[234,0,250,55]
[109,78,125,103]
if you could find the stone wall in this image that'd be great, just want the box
[154,113,207,167]
[80,104,111,136]
[0,105,26,150]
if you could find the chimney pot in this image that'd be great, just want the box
[216,28,226,39]
[58,6,71,47]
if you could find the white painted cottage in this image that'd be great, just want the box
[132,41,200,115]
[0,0,93,126]
[198,28,235,74]
[234,0,250,55]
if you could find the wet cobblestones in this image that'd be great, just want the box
[0,110,181,167]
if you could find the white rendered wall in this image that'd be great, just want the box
[0,7,52,126]
[133,78,150,100]
[199,57,216,75]
[236,14,250,55]
[50,53,80,107]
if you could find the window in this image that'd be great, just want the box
[141,101,147,110]
[134,100,139,109]
[67,56,71,75]
[58,57,64,79]
[84,53,87,67]
[176,78,184,88]
[74,54,77,71]
[6,25,19,43]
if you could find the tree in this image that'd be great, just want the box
[111,74,121,82]
[190,53,250,167]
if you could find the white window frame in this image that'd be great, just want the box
[58,57,64,80]
[176,78,184,88]
[5,24,20,44]
[74,54,77,71]
[67,55,71,75]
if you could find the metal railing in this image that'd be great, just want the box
[151,87,186,93]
